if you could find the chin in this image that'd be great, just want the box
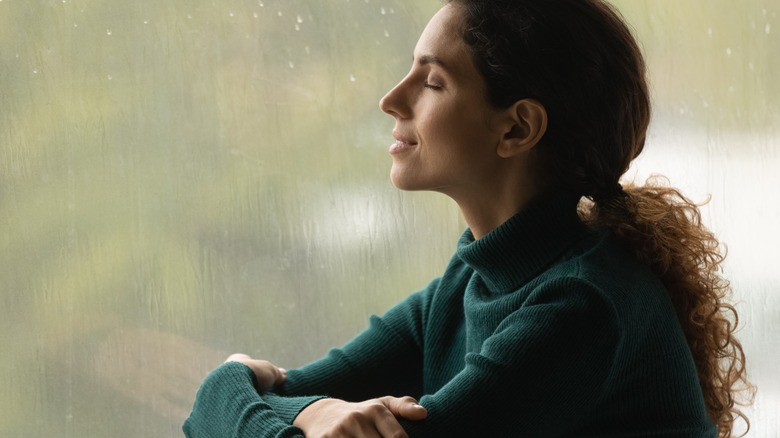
[390,172,423,191]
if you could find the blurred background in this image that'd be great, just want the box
[0,0,777,436]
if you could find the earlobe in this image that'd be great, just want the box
[496,99,548,158]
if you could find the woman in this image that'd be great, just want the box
[184,0,751,436]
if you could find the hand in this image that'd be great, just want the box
[293,396,427,438]
[224,353,287,392]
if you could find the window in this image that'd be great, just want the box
[0,1,775,436]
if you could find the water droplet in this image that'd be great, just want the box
[748,62,755,71]
[106,29,112,35]
[288,60,295,69]
[74,23,78,28]
[143,20,149,25]
[277,11,283,17]
[253,12,258,18]
[107,74,113,80]
[229,12,234,17]
[258,1,264,6]
[766,24,771,34]
[380,7,386,15]
[349,74,357,82]
[725,47,732,56]
[707,28,713,38]
[32,69,38,74]
[384,29,390,37]
[296,15,303,23]
[295,23,300,31]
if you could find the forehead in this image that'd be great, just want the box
[414,5,471,72]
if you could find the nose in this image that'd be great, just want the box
[379,76,410,119]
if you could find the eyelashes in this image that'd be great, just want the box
[424,81,443,91]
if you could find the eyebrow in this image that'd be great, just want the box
[417,54,448,69]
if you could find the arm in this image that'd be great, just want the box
[183,362,313,438]
[184,282,437,437]
[279,282,436,401]
[294,278,621,437]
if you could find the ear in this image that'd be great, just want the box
[496,98,548,158]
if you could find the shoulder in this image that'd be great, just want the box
[521,230,672,321]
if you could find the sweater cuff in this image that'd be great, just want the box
[261,392,328,425]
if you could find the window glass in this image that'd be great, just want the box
[0,1,776,436]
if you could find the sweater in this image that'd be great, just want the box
[184,192,717,437]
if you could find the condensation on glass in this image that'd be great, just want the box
[0,1,777,436]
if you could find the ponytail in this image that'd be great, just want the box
[580,176,754,436]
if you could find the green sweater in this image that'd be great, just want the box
[184,193,716,437]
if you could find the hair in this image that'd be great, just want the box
[447,0,753,435]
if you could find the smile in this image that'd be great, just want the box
[389,140,417,154]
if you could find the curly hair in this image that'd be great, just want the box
[449,0,754,435]
[582,178,753,436]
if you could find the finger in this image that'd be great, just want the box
[380,396,428,421]
[364,403,408,438]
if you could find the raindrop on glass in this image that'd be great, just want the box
[349,74,357,82]
[106,29,112,36]
[297,15,303,23]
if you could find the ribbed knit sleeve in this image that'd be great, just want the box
[183,362,316,437]
[278,283,434,401]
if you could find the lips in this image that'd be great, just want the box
[389,131,418,154]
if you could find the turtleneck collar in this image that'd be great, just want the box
[455,192,591,294]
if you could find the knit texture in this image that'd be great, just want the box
[184,193,716,437]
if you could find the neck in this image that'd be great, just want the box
[452,184,541,240]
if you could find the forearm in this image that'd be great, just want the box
[184,362,320,437]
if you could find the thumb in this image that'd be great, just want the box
[380,396,428,421]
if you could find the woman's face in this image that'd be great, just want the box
[379,4,508,200]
